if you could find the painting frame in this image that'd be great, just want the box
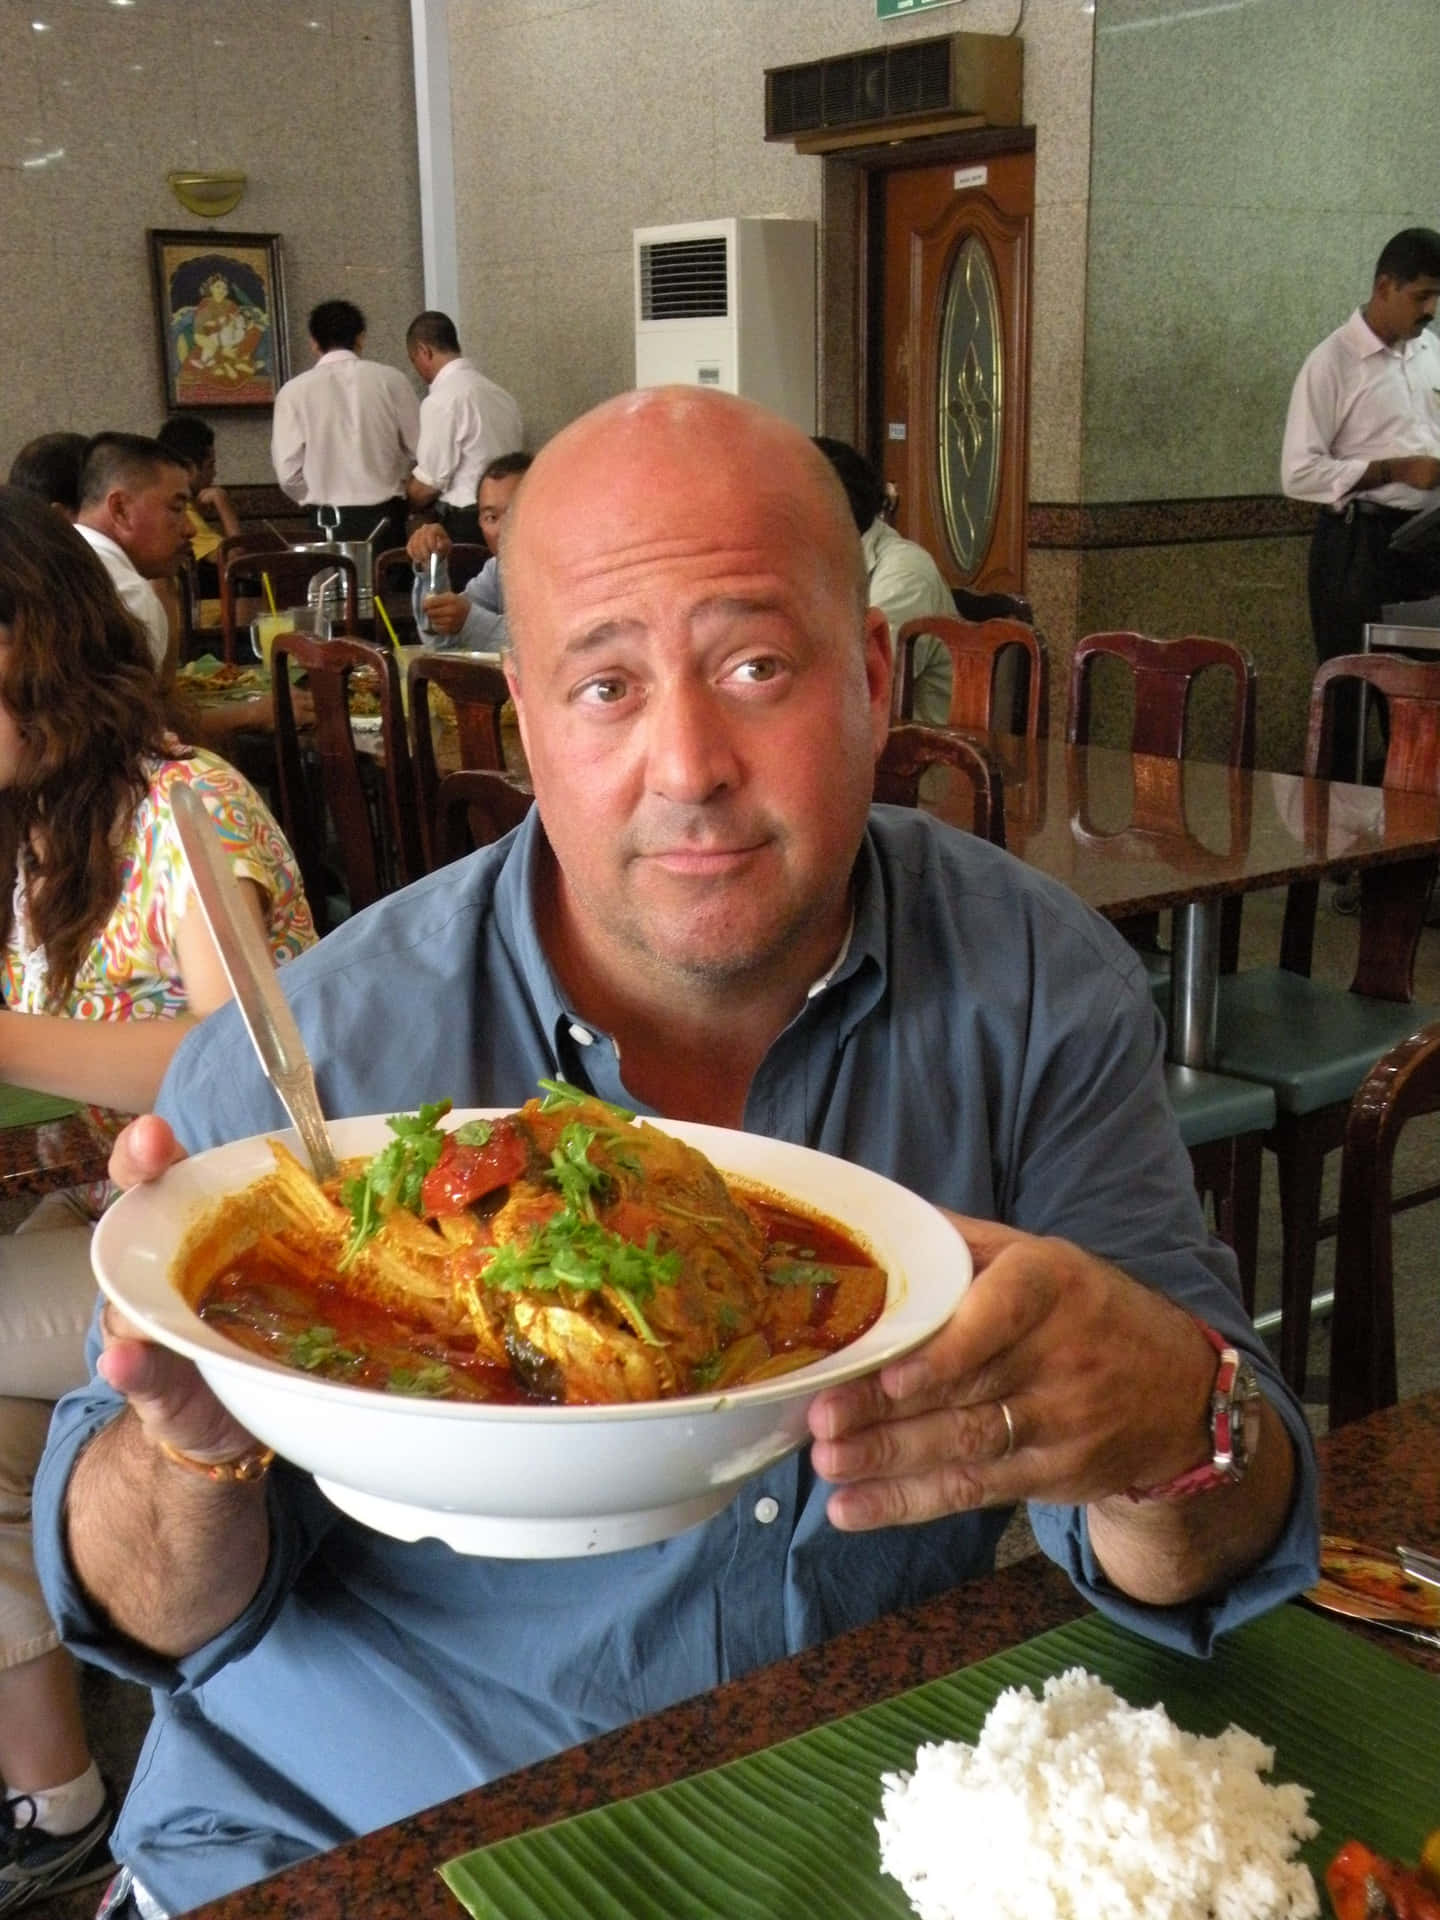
[148,228,290,411]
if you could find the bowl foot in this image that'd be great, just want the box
[313,1479,736,1557]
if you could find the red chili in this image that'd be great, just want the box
[1326,1840,1440,1920]
[420,1122,530,1215]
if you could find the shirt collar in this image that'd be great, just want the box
[495,807,889,1069]
[75,524,137,575]
[431,356,473,388]
[1341,307,1425,361]
[315,349,358,367]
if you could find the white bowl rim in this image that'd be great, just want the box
[92,1110,970,1424]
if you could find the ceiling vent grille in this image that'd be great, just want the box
[765,33,1021,147]
[638,236,729,321]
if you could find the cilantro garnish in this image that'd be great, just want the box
[765,1258,836,1287]
[287,1325,363,1373]
[546,1123,612,1216]
[386,1363,455,1397]
[340,1099,454,1267]
[537,1078,635,1123]
[481,1213,679,1301]
[453,1119,494,1147]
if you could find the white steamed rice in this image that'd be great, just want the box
[875,1666,1319,1920]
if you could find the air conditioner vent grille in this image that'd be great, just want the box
[639,237,729,321]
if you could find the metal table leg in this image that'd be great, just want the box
[1169,899,1221,1068]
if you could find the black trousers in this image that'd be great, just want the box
[310,497,408,552]
[436,500,483,545]
[1306,505,1440,776]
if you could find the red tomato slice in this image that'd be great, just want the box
[421,1122,530,1215]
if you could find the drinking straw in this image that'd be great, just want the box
[374,595,401,648]
[261,572,278,615]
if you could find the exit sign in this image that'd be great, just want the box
[877,0,965,16]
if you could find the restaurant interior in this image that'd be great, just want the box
[4,0,1440,1915]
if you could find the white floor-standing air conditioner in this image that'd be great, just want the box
[633,217,816,433]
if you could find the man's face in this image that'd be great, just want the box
[504,395,891,1002]
[115,463,192,577]
[478,472,522,555]
[1370,273,1440,344]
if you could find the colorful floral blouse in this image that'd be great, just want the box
[1,747,315,1021]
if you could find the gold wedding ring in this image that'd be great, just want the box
[999,1400,1017,1459]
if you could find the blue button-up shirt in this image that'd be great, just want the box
[35,808,1319,1913]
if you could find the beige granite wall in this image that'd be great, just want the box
[445,0,1096,511]
[1084,0,1440,502]
[0,0,423,485]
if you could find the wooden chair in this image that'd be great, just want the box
[1327,1019,1440,1428]
[895,615,1049,738]
[407,650,514,871]
[874,724,1006,848]
[1067,630,1256,971]
[215,532,287,660]
[373,542,493,633]
[434,769,534,865]
[271,630,422,929]
[221,551,360,663]
[1213,653,1440,1394]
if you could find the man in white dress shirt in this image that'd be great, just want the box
[74,434,192,680]
[270,300,419,552]
[1281,226,1440,774]
[404,311,523,547]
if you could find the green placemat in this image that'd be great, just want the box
[440,1605,1440,1919]
[0,1083,81,1129]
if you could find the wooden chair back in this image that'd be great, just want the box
[407,650,514,871]
[1329,1018,1440,1427]
[895,615,1049,738]
[222,551,360,662]
[215,532,287,660]
[874,724,1006,848]
[271,630,421,926]
[1281,654,1440,989]
[434,769,534,866]
[1066,631,1256,767]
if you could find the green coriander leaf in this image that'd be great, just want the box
[386,1363,455,1397]
[453,1119,494,1147]
[765,1258,835,1288]
[537,1078,635,1122]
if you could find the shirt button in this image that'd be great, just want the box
[753,1496,780,1525]
[567,1024,594,1046]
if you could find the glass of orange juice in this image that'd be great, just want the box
[251,612,290,673]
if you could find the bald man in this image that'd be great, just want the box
[37,389,1317,1918]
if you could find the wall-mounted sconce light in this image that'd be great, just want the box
[166,170,247,218]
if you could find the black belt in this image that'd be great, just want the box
[1321,500,1414,525]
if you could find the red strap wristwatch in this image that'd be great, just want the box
[1127,1319,1264,1502]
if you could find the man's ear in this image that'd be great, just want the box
[106,486,133,531]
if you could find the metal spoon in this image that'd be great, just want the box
[172,784,337,1181]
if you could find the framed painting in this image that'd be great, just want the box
[148,229,289,410]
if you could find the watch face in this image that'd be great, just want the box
[1230,1359,1263,1476]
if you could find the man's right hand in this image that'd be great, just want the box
[99,1117,260,1464]
[1391,455,1440,490]
[406,523,452,566]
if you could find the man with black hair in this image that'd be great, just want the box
[812,437,954,725]
[404,311,523,545]
[405,449,532,650]
[7,434,88,519]
[1282,226,1440,775]
[270,299,418,550]
[74,434,192,675]
[155,417,240,599]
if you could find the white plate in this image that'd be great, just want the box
[92,1114,970,1557]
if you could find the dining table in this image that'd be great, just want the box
[179,1391,1440,1920]
[923,734,1440,1070]
[0,1082,120,1197]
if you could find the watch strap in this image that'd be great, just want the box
[1126,1319,1258,1502]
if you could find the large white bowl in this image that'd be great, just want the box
[92,1113,970,1558]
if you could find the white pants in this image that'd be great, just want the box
[0,1195,99,1669]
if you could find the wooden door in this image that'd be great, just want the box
[875,149,1033,596]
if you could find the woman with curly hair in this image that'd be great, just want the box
[0,485,314,1911]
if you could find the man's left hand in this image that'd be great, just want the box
[807,1212,1218,1528]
